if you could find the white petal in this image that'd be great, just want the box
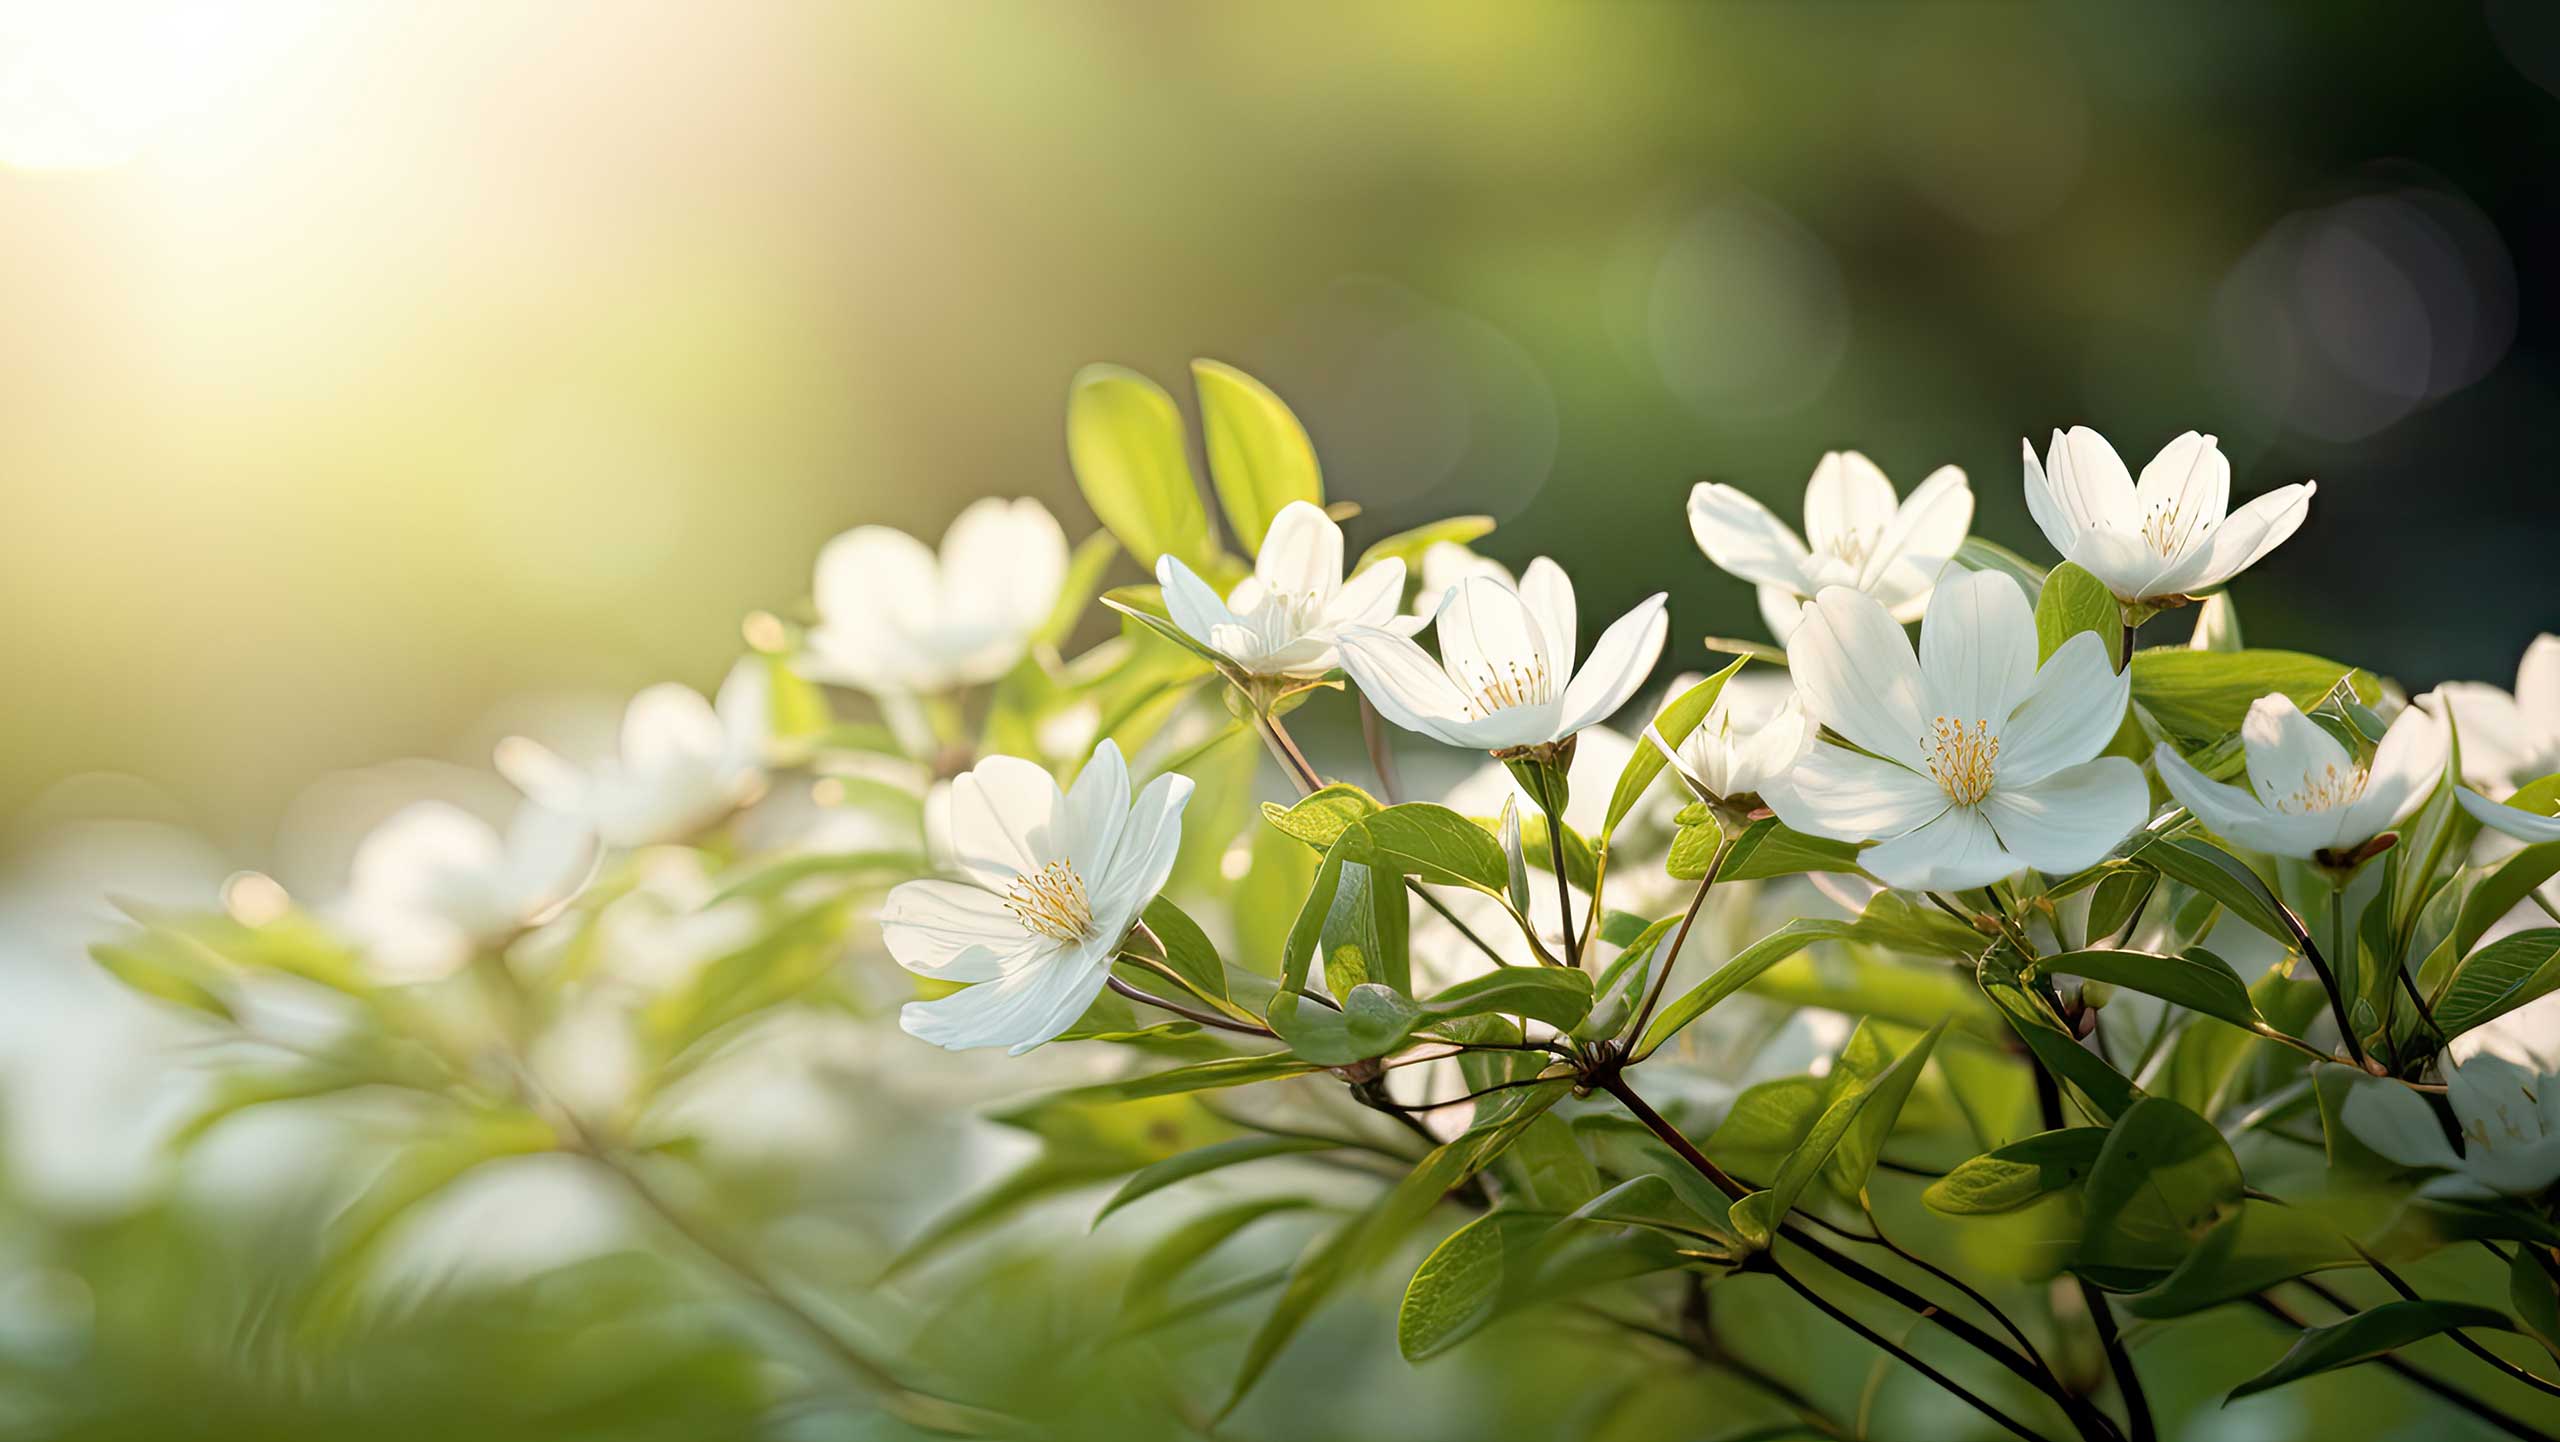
[621,684,723,773]
[2427,683,2537,790]
[1757,586,1808,641]
[500,805,596,915]
[899,944,1113,1055]
[944,497,1069,634]
[1802,451,1898,558]
[1340,626,1475,742]
[2155,741,2330,859]
[2179,482,2316,594]
[1918,570,2039,732]
[2130,432,2231,569]
[2517,634,2560,728]
[1860,464,1972,593]
[714,658,771,767]
[1061,738,1134,884]
[1253,500,1345,600]
[880,879,1040,982]
[2047,426,2139,533]
[1980,759,2147,874]
[1761,743,1948,843]
[2459,788,2560,844]
[2021,436,2084,563]
[2241,694,2355,812]
[1517,557,1579,679]
[1093,770,1194,926]
[1861,805,2024,891]
[1785,586,1930,770]
[2342,1078,2465,1173]
[1556,593,1669,737]
[495,737,588,817]
[815,526,938,632]
[945,755,1066,892]
[1438,576,1561,709]
[1324,557,1407,633]
[1998,631,2130,788]
[1688,482,1812,591]
[1158,556,1239,650]
[2341,706,2445,843]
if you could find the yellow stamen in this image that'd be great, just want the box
[1458,655,1552,718]
[1924,716,2000,805]
[2273,761,2366,814]
[1003,859,1094,943]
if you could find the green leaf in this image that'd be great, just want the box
[2435,929,2560,1039]
[2034,562,2119,664]
[1421,966,1595,1031]
[1606,659,1744,839]
[2123,1203,2362,1318]
[1066,365,1215,570]
[1047,1055,1319,1105]
[1099,588,1229,668]
[1508,1112,1602,1211]
[2076,1097,2243,1280]
[2510,1247,2560,1361]
[2084,868,2155,944]
[2039,947,2264,1029]
[1716,817,1866,882]
[1362,803,1509,890]
[2229,1299,2516,1401]
[1979,948,2140,1121]
[1143,896,1229,1002]
[2135,834,2297,946]
[1095,1135,1334,1223]
[1267,983,1424,1066]
[1924,1129,2108,1215]
[1263,783,1383,850]
[1120,1198,1314,1324]
[1396,1210,1527,1363]
[1319,859,1409,996]
[1638,919,1857,1057]
[1354,515,1497,576]
[1193,360,1322,553]
[2129,648,2379,747]
[1731,1020,1945,1245]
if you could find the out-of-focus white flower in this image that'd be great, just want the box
[1666,671,1814,803]
[1157,501,1418,677]
[2421,634,2560,795]
[1764,572,2147,891]
[2459,787,2560,845]
[799,497,1068,693]
[1340,560,1667,753]
[1409,541,1514,620]
[885,741,1190,1055]
[2154,696,2444,861]
[497,661,770,849]
[2344,1051,2560,1200]
[2023,428,2314,605]
[1687,452,1972,641]
[337,801,593,983]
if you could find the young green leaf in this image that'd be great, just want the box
[1094,1135,1336,1224]
[2039,947,2264,1030]
[1605,658,1745,839]
[1193,360,1322,553]
[1923,1128,2108,1216]
[1731,1020,1945,1245]
[2034,561,2118,664]
[2433,928,2560,1039]
[1067,365,1216,570]
[2134,834,2297,946]
[1978,950,2140,1121]
[1263,783,1383,850]
[2076,1097,2243,1279]
[1638,919,1857,1057]
[2128,648,2379,747]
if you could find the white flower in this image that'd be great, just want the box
[884,740,1191,1055]
[1687,452,1972,641]
[337,801,593,983]
[799,497,1068,693]
[497,661,771,848]
[2421,634,2560,795]
[2459,787,2560,846]
[1762,571,2148,891]
[2153,695,2444,861]
[1156,501,1419,676]
[1409,541,1514,620]
[2344,1051,2560,1201]
[1338,560,1668,752]
[2022,428,2314,605]
[1666,671,1815,803]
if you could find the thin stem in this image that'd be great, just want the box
[1402,1074,1564,1112]
[2249,1292,2552,1442]
[1358,696,1404,803]
[2035,1060,2154,1442]
[2279,894,2369,1069]
[1252,709,1323,796]
[1861,1205,2056,1385]
[1106,971,1272,1037]
[1537,783,1583,972]
[1627,835,1731,1054]
[2345,1255,2560,1399]
[1755,1253,2057,1442]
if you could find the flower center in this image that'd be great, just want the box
[1456,656,1552,718]
[2272,761,2366,814]
[1826,528,1877,570]
[2139,498,2193,558]
[1923,716,2000,805]
[1003,859,1095,943]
